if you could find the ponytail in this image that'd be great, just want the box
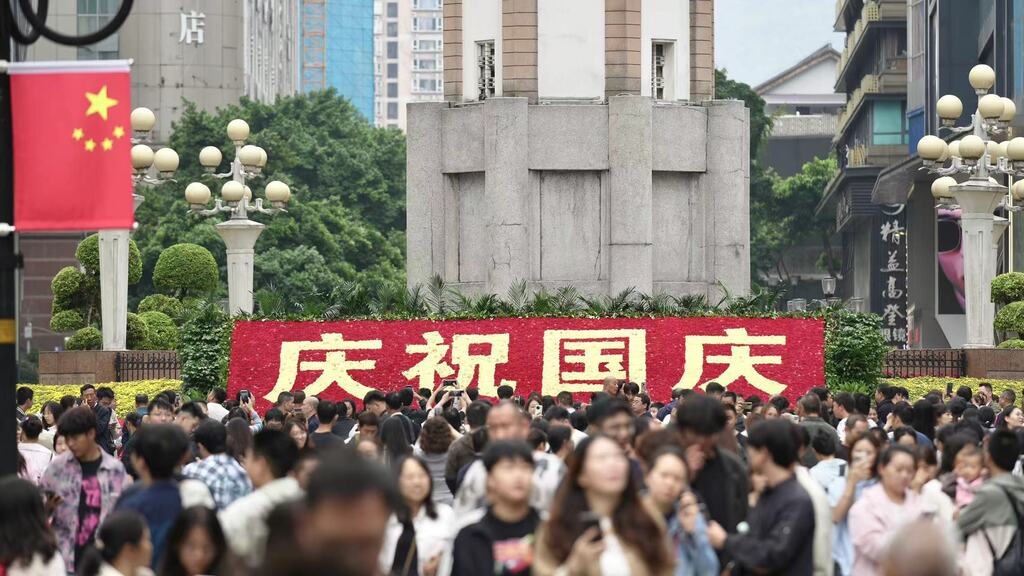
[75,511,147,576]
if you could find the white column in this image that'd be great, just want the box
[994,216,1010,275]
[216,218,265,315]
[954,183,1005,348]
[99,194,144,350]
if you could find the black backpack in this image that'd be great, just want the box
[986,484,1024,576]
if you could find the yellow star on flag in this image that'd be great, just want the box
[85,86,118,121]
[72,128,84,141]
[84,139,96,152]
[112,126,125,139]
[101,138,113,151]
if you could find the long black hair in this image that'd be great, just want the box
[41,401,64,430]
[393,455,438,521]
[380,417,412,470]
[0,477,57,568]
[77,511,148,576]
[159,507,228,576]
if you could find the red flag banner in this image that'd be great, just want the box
[9,60,134,231]
[228,317,825,412]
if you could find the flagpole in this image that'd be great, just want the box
[0,0,135,476]
[0,0,18,477]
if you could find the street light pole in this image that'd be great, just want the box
[186,119,291,315]
[919,64,1024,348]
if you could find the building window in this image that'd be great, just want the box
[414,56,438,71]
[387,2,398,18]
[413,38,441,52]
[413,0,442,10]
[872,100,908,145]
[388,102,399,119]
[77,0,120,60]
[413,16,442,32]
[477,40,495,100]
[388,82,398,98]
[387,22,398,37]
[387,41,398,59]
[651,41,674,100]
[387,63,398,78]
[413,75,440,93]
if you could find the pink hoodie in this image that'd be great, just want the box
[849,483,923,576]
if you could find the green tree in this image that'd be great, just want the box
[153,244,219,297]
[50,234,142,335]
[132,91,407,305]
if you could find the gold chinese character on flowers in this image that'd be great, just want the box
[264,334,382,401]
[542,329,647,396]
[675,328,786,395]
[402,332,515,397]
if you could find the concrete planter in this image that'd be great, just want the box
[965,349,1024,380]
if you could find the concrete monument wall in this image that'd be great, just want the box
[406,96,750,299]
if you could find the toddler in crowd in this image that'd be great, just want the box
[954,444,985,510]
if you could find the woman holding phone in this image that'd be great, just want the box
[827,433,883,576]
[535,435,673,576]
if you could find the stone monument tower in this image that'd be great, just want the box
[406,0,749,299]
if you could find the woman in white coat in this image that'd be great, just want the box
[379,455,455,576]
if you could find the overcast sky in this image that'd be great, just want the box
[715,0,845,87]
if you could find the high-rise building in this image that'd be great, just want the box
[16,0,299,355]
[374,0,444,130]
[302,0,375,120]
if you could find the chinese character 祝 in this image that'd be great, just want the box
[179,10,206,45]
[675,328,786,395]
[541,330,647,396]
[264,334,382,401]
[402,332,515,397]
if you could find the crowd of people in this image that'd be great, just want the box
[7,378,1024,575]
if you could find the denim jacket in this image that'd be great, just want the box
[39,451,127,574]
[665,503,720,576]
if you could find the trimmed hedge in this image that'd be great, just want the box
[884,377,1024,402]
[51,267,84,311]
[153,244,219,296]
[993,273,1024,305]
[995,301,1024,334]
[139,311,179,350]
[998,339,1024,350]
[50,310,85,333]
[126,313,149,350]
[138,294,185,321]
[75,234,142,283]
[66,327,101,351]
[21,379,182,418]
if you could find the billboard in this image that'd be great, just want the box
[227,317,825,411]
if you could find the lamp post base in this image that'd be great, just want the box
[953,182,1005,349]
[216,218,265,315]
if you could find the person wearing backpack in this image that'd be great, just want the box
[958,429,1024,576]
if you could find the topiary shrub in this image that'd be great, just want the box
[995,301,1024,334]
[138,294,185,321]
[49,310,85,333]
[126,312,150,350]
[50,267,85,311]
[74,233,142,283]
[139,311,179,350]
[153,244,219,297]
[824,309,887,393]
[66,326,102,350]
[128,240,143,284]
[998,339,1024,349]
[993,272,1024,305]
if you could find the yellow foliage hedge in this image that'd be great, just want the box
[883,377,1024,402]
[21,380,183,418]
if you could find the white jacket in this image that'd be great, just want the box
[7,552,65,576]
[219,476,303,567]
[796,465,835,576]
[378,504,455,574]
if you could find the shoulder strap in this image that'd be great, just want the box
[995,484,1024,527]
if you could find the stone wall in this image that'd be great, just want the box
[406,96,750,299]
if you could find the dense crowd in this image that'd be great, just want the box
[6,378,1024,575]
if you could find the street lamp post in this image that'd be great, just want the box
[98,107,177,350]
[186,119,291,315]
[918,64,1023,348]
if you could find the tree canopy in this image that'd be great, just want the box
[132,90,407,306]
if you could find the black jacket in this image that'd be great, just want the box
[450,508,540,576]
[724,475,815,576]
[94,404,115,455]
[693,446,749,532]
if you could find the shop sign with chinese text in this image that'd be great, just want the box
[228,317,825,410]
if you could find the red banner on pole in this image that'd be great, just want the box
[228,317,825,412]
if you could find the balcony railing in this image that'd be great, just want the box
[835,1,907,89]
[835,67,907,139]
[846,144,907,168]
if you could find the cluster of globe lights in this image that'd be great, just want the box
[918,64,1024,207]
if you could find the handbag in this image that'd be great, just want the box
[984,484,1024,576]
